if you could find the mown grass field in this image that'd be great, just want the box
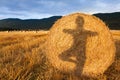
[0,30,120,80]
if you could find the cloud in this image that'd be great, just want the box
[92,0,120,13]
[0,12,53,19]
[0,7,53,19]
[76,0,120,14]
[37,0,67,7]
[0,0,119,19]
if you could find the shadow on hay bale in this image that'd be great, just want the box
[59,16,98,77]
[45,13,116,78]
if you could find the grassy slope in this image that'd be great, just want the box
[0,30,120,80]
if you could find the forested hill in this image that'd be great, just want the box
[94,12,120,30]
[0,16,62,31]
[0,12,120,31]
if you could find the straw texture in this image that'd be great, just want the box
[45,13,116,77]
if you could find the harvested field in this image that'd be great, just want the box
[0,30,119,80]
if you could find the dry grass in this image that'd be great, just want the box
[0,30,120,80]
[0,31,52,80]
[45,13,115,78]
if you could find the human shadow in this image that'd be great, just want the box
[59,16,98,78]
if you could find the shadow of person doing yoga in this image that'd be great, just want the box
[59,16,98,77]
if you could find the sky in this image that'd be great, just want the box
[0,0,120,19]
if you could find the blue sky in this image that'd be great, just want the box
[0,0,120,19]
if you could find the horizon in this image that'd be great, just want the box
[0,0,120,19]
[0,11,119,20]
[0,12,119,20]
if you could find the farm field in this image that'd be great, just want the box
[0,30,120,80]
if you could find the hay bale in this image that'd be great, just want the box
[45,13,116,77]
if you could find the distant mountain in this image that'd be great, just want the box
[0,12,119,31]
[94,12,120,30]
[0,16,62,31]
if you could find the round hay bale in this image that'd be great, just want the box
[45,13,116,77]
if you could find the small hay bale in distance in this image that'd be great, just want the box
[45,13,116,77]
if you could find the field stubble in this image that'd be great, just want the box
[0,30,120,80]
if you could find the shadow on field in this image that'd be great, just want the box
[59,16,98,78]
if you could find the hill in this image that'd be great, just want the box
[0,16,62,31]
[94,12,120,30]
[0,12,119,31]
